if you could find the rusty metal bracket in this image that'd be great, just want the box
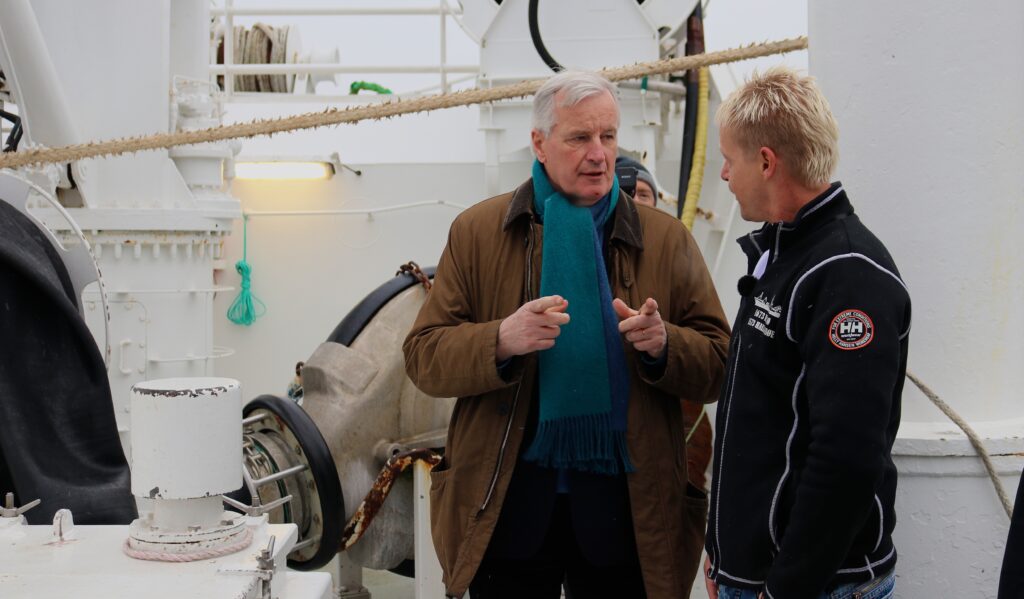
[396,261,432,291]
[339,448,442,551]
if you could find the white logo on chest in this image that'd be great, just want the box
[747,293,782,339]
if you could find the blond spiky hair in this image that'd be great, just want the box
[716,66,839,187]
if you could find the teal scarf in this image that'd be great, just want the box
[524,160,634,475]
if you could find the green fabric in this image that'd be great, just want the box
[524,160,632,474]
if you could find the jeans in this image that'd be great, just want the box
[718,569,895,599]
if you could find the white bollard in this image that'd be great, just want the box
[125,377,250,559]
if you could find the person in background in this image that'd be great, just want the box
[615,155,659,207]
[404,69,731,599]
[704,67,910,599]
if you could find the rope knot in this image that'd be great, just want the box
[227,218,265,326]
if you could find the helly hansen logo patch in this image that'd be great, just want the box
[829,309,874,350]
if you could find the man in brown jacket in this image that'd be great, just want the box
[404,70,730,599]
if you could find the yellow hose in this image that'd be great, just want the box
[680,67,709,231]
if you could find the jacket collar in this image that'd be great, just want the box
[737,182,851,268]
[502,178,644,250]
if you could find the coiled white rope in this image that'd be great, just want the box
[122,527,254,562]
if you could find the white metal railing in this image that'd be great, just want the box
[212,0,474,99]
[209,64,477,76]
[210,6,462,17]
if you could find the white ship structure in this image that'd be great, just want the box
[0,1,1020,597]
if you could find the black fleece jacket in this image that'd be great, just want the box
[706,183,911,598]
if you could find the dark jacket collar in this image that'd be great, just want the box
[738,182,850,268]
[502,178,644,250]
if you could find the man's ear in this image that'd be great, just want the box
[531,129,547,163]
[759,146,778,180]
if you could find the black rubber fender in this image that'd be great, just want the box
[243,394,344,571]
[327,267,436,347]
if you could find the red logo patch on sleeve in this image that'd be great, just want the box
[828,309,874,350]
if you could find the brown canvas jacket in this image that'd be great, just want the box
[403,179,731,598]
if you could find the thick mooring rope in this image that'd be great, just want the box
[0,37,807,170]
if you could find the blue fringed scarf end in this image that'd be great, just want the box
[524,412,635,475]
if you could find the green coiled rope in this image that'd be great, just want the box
[349,81,393,95]
[227,215,266,326]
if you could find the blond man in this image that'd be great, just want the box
[703,67,910,599]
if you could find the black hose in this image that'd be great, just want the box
[528,0,564,72]
[676,3,704,218]
[0,109,23,153]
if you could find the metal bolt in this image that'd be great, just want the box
[4,493,13,509]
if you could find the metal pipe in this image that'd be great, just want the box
[711,197,738,279]
[244,200,468,218]
[147,346,235,363]
[619,80,687,97]
[229,74,478,103]
[252,464,308,488]
[409,73,476,97]
[211,6,461,17]
[0,0,83,147]
[170,0,210,83]
[242,413,269,426]
[439,0,448,94]
[291,536,318,551]
[210,64,478,76]
[224,0,235,96]
[107,286,234,295]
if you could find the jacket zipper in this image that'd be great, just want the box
[711,327,743,576]
[479,222,536,513]
[480,381,523,512]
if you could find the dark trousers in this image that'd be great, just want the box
[469,496,647,599]
[998,467,1024,599]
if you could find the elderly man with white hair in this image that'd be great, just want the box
[404,70,731,598]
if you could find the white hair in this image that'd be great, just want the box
[532,70,620,136]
